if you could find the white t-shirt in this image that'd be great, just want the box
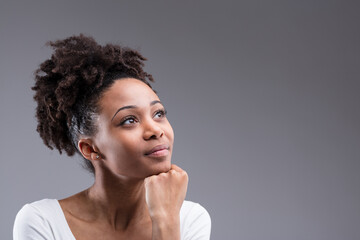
[13,199,211,240]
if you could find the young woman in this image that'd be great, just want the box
[13,34,211,240]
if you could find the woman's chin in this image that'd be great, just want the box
[149,161,172,175]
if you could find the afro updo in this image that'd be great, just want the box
[32,34,154,174]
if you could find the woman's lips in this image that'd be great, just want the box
[145,144,169,157]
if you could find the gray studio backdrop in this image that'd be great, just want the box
[1,1,359,239]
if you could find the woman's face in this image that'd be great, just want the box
[93,78,174,179]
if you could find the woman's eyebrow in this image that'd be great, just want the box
[150,100,163,106]
[111,100,163,121]
[111,105,136,121]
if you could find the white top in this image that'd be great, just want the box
[13,199,211,240]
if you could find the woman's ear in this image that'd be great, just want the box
[78,139,100,161]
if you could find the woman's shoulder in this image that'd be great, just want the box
[19,198,58,210]
[181,200,210,217]
[15,199,59,222]
[180,200,211,239]
[13,199,75,240]
[13,199,58,239]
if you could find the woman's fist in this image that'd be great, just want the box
[144,164,188,221]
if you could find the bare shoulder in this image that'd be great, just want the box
[58,190,93,221]
[58,190,85,209]
[58,190,102,239]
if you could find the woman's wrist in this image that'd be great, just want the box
[151,214,180,240]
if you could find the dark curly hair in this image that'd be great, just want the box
[32,34,154,174]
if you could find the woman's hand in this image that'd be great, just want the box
[144,164,188,240]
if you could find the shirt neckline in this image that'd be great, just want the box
[54,199,77,239]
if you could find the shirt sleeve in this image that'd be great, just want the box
[13,204,55,240]
[182,203,212,240]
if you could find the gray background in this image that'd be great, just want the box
[1,0,359,239]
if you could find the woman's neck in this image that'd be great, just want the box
[85,170,151,230]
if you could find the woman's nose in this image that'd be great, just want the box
[143,120,164,140]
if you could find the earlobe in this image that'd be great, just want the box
[90,152,101,161]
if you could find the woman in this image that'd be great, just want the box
[13,34,211,240]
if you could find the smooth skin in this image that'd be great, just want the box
[59,78,188,240]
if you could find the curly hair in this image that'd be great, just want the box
[32,34,154,174]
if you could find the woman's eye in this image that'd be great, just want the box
[154,109,167,119]
[120,117,137,126]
